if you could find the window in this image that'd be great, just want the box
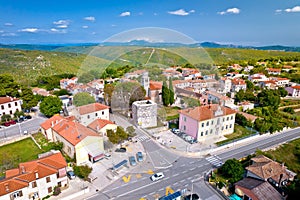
[10,110,13,115]
[223,118,225,122]
[231,116,233,120]
[201,132,203,136]
[210,129,213,134]
[183,125,186,131]
[12,191,23,198]
[227,117,229,121]
[48,187,52,193]
[8,103,11,108]
[226,125,228,129]
[201,123,204,127]
[32,181,37,188]
[184,117,186,122]
[211,120,214,125]
[205,130,208,135]
[221,126,224,130]
[102,111,104,115]
[206,121,209,126]
[87,115,90,119]
[230,124,232,128]
[58,182,62,187]
[1,105,4,110]
[15,102,18,106]
[46,176,51,183]
[67,146,71,154]
[95,113,98,117]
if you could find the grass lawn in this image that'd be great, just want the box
[216,124,254,146]
[0,138,43,176]
[159,106,180,121]
[257,138,300,178]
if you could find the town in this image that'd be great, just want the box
[1,55,300,200]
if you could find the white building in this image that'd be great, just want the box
[0,96,22,118]
[75,103,110,126]
[132,100,157,128]
[0,151,68,200]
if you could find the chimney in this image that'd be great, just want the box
[51,121,54,127]
[21,166,25,174]
[4,183,9,192]
[35,171,39,179]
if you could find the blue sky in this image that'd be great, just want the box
[0,0,300,46]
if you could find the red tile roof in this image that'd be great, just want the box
[77,103,109,115]
[0,152,67,196]
[267,68,281,72]
[149,81,162,90]
[52,120,99,146]
[40,115,65,130]
[179,104,236,122]
[292,85,300,90]
[0,97,19,104]
[87,119,115,130]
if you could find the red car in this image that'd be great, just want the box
[3,120,16,127]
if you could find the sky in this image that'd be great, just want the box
[0,0,300,46]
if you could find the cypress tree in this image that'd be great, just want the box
[162,80,170,106]
[169,78,174,105]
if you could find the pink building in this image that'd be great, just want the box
[178,104,236,142]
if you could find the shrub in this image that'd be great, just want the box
[73,165,92,181]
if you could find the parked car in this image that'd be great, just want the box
[105,153,111,159]
[115,147,127,153]
[129,156,137,166]
[184,193,200,200]
[150,172,165,181]
[136,152,143,162]
[67,171,76,179]
[23,130,28,135]
[24,115,32,120]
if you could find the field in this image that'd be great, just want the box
[216,125,254,146]
[0,137,43,176]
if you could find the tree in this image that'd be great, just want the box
[278,87,288,97]
[20,87,38,111]
[126,126,136,137]
[245,80,254,91]
[73,92,95,107]
[220,158,244,183]
[169,78,175,105]
[257,89,280,109]
[104,84,115,106]
[116,126,129,141]
[235,113,251,127]
[73,165,92,181]
[162,80,170,106]
[52,89,70,96]
[40,96,63,117]
[107,129,119,144]
[0,74,20,97]
[1,114,11,122]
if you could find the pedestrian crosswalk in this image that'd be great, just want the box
[206,155,223,167]
[135,135,150,142]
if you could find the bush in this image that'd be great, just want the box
[53,186,61,196]
[73,165,92,181]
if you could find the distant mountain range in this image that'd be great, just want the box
[1,41,300,52]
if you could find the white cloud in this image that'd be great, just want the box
[18,28,39,33]
[57,25,68,28]
[218,7,240,15]
[4,22,13,26]
[50,28,67,34]
[82,25,89,29]
[53,19,70,28]
[0,30,4,33]
[1,32,17,36]
[285,6,300,13]
[168,9,195,16]
[120,11,131,17]
[84,16,96,21]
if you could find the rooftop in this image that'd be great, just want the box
[77,103,109,115]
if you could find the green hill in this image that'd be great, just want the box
[0,48,110,85]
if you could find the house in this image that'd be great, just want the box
[285,85,300,97]
[0,96,22,118]
[266,68,281,75]
[32,87,50,97]
[282,65,293,72]
[0,151,68,200]
[231,78,247,92]
[237,101,254,112]
[51,119,104,164]
[162,67,182,79]
[40,115,65,141]
[220,78,232,93]
[75,103,110,126]
[206,91,234,107]
[87,79,105,90]
[237,111,258,123]
[248,73,269,83]
[234,177,286,200]
[87,119,117,136]
[178,104,236,142]
[246,155,296,186]
[149,81,162,103]
[124,69,146,79]
[258,80,278,89]
[132,100,157,128]
[60,77,78,89]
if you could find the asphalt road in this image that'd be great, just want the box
[87,127,300,200]
[0,112,47,139]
